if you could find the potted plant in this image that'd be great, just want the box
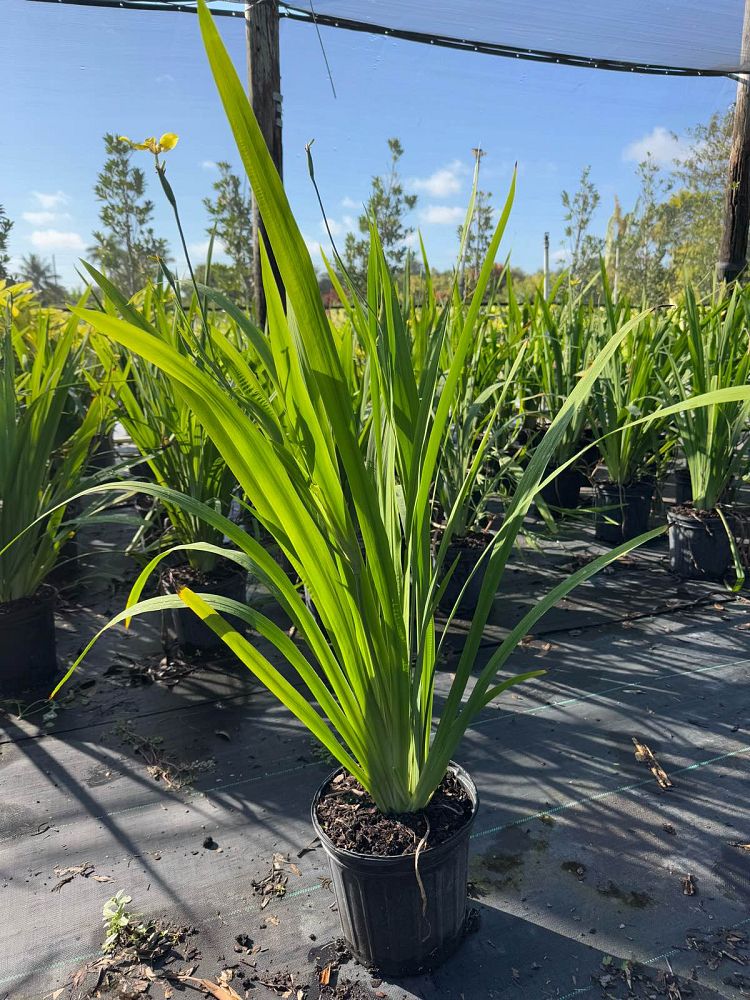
[663,286,750,582]
[418,277,525,618]
[587,288,670,543]
[0,286,107,695]
[51,1,744,974]
[89,281,244,652]
[528,281,599,512]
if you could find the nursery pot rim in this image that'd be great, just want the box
[666,505,727,527]
[595,477,655,495]
[0,581,57,615]
[310,760,479,868]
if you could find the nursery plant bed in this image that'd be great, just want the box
[2,523,750,1000]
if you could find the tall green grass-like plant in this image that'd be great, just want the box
[87,277,238,575]
[588,282,671,485]
[665,285,750,511]
[0,286,107,602]
[527,279,599,470]
[52,0,750,814]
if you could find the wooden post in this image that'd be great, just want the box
[717,0,750,282]
[543,232,550,298]
[246,0,283,323]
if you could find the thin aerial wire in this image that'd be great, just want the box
[307,0,337,98]
[24,0,743,79]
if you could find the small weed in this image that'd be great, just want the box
[102,891,147,953]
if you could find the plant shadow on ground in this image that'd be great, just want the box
[1,516,750,998]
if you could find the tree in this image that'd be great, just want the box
[0,204,13,282]
[617,157,671,303]
[202,162,254,304]
[343,138,417,285]
[561,166,603,284]
[90,133,168,297]
[662,108,732,288]
[18,253,68,306]
[458,189,494,292]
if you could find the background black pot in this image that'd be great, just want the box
[668,508,734,581]
[594,480,654,544]
[0,586,57,697]
[673,467,693,506]
[86,430,116,472]
[538,467,585,512]
[312,763,478,976]
[159,563,247,653]
[438,533,491,619]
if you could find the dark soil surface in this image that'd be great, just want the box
[0,583,54,617]
[160,560,243,592]
[672,503,724,521]
[441,528,492,552]
[315,770,473,856]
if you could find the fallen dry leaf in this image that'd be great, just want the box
[176,975,242,1000]
[319,964,331,986]
[632,738,673,789]
[52,863,94,891]
[682,873,697,896]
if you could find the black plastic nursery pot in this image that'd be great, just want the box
[594,480,654,544]
[311,763,478,976]
[438,531,492,618]
[668,508,734,581]
[538,467,585,512]
[87,430,116,472]
[0,586,58,697]
[159,563,247,653]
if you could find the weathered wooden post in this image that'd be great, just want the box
[246,0,283,322]
[717,0,750,282]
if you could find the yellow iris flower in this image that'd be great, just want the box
[118,133,179,155]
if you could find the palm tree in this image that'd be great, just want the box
[18,254,67,306]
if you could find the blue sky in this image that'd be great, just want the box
[1,0,738,286]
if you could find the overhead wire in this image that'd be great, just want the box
[24,0,749,79]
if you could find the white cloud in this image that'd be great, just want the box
[320,215,356,239]
[420,205,464,225]
[201,160,219,171]
[411,160,466,198]
[304,235,328,264]
[623,126,691,167]
[30,229,85,251]
[156,73,175,85]
[322,218,344,237]
[23,211,57,226]
[341,196,359,210]
[32,190,69,211]
[187,238,226,257]
[553,248,571,264]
